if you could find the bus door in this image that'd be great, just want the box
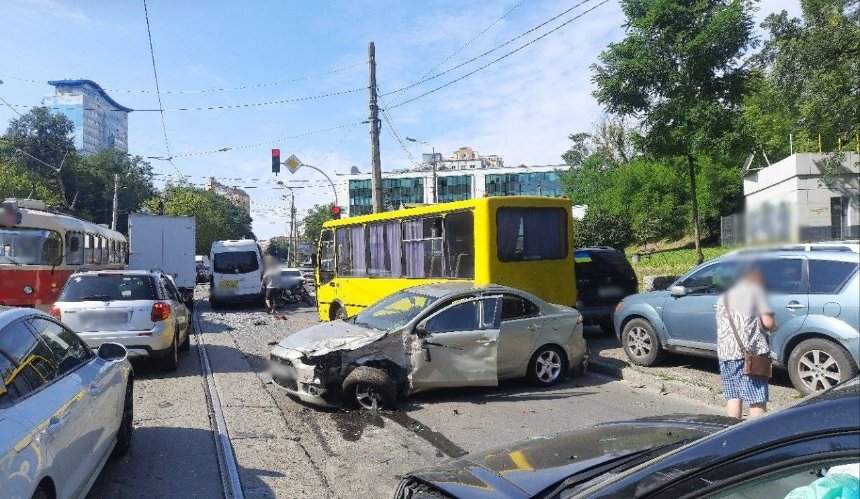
[317,229,337,314]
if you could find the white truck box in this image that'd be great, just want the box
[128,214,196,304]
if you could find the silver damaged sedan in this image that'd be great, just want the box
[270,283,588,409]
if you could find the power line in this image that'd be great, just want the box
[0,62,365,94]
[377,90,421,168]
[389,0,609,110]
[142,0,179,176]
[417,0,528,81]
[383,0,594,99]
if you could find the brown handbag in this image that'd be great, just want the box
[724,296,772,380]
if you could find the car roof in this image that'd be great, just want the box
[0,307,51,330]
[575,246,624,253]
[715,248,860,263]
[72,269,160,277]
[403,282,541,300]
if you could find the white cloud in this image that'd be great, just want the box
[9,0,91,24]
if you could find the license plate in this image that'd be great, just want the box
[219,280,239,289]
[83,312,127,329]
[598,286,623,298]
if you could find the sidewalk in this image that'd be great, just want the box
[585,330,802,410]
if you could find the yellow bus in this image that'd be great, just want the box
[315,196,575,321]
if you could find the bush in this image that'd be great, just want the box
[574,209,633,250]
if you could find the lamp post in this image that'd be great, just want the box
[406,137,437,204]
[276,181,304,266]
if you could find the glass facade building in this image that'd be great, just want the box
[437,175,472,203]
[349,178,425,216]
[485,172,563,197]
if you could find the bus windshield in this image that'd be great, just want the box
[0,228,63,265]
[353,290,438,332]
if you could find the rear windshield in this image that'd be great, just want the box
[281,270,302,277]
[60,274,158,302]
[575,251,633,279]
[214,251,259,274]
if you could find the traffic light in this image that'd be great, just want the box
[271,149,281,174]
[330,205,341,219]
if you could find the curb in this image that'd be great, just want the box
[589,359,726,408]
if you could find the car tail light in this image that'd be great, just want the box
[151,302,171,322]
[49,305,62,320]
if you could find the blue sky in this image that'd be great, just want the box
[0,0,800,239]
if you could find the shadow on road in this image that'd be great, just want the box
[89,426,280,498]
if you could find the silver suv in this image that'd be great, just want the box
[52,270,192,371]
[614,250,859,394]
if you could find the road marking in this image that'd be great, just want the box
[192,302,245,499]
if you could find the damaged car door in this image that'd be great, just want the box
[410,296,501,390]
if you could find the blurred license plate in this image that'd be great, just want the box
[219,280,239,289]
[598,286,623,298]
[84,312,127,328]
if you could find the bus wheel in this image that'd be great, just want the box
[332,305,347,321]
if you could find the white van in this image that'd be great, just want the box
[210,239,263,309]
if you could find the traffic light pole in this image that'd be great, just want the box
[368,42,383,214]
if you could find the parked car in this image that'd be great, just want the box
[279,267,305,287]
[0,307,133,499]
[52,269,192,371]
[614,249,859,394]
[270,283,587,409]
[573,247,638,333]
[396,376,860,499]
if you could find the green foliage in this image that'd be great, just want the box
[266,236,290,260]
[302,203,334,247]
[146,184,255,255]
[748,0,860,155]
[573,209,633,250]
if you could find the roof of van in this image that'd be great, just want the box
[211,239,258,250]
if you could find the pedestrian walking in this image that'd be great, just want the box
[715,264,777,419]
[263,263,281,315]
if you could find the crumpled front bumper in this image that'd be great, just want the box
[269,346,334,407]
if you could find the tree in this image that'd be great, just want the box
[747,0,860,157]
[573,209,633,250]
[302,203,334,247]
[592,0,755,263]
[267,236,291,260]
[145,184,255,255]
[3,107,77,206]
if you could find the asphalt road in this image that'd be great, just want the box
[88,286,719,498]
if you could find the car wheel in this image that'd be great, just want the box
[180,324,191,352]
[527,345,567,386]
[395,479,449,499]
[342,366,396,410]
[788,338,858,395]
[159,334,179,372]
[210,297,220,310]
[622,318,664,366]
[599,318,615,335]
[334,305,348,321]
[111,379,134,458]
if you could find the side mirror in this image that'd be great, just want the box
[670,285,688,297]
[97,342,127,362]
[415,323,429,337]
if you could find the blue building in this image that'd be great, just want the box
[42,79,131,154]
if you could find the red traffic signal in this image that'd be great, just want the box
[271,149,281,174]
[330,205,341,219]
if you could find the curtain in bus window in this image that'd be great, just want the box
[349,225,367,276]
[522,208,564,260]
[336,228,351,276]
[369,223,385,276]
[444,211,474,278]
[403,220,424,277]
[497,210,521,260]
[386,222,402,277]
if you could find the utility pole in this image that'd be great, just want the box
[289,192,297,266]
[368,42,383,213]
[111,173,120,230]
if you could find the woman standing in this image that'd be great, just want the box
[715,265,777,419]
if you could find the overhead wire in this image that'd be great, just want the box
[388,0,609,110]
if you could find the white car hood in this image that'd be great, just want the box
[273,320,389,358]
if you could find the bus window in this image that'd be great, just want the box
[368,222,402,277]
[319,230,335,284]
[497,207,567,262]
[444,211,474,278]
[66,232,83,265]
[335,226,367,277]
[403,217,444,278]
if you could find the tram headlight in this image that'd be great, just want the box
[23,285,34,295]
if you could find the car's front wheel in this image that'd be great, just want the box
[622,318,664,366]
[527,345,567,386]
[342,366,396,410]
[788,338,858,395]
[111,378,133,458]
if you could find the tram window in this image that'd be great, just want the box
[100,237,108,264]
[110,240,117,264]
[497,207,567,262]
[85,234,95,264]
[65,233,84,265]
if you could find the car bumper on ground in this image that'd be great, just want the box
[269,349,334,408]
[77,323,175,359]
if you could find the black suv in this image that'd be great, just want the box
[574,247,637,334]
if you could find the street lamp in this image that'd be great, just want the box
[406,137,437,204]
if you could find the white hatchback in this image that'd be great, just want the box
[52,270,192,371]
[0,307,132,499]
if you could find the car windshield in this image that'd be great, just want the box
[353,290,438,331]
[214,251,259,274]
[0,228,63,266]
[59,274,158,302]
[281,270,301,277]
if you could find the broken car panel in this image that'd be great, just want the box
[269,283,588,408]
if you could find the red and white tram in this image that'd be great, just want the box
[1,198,127,310]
